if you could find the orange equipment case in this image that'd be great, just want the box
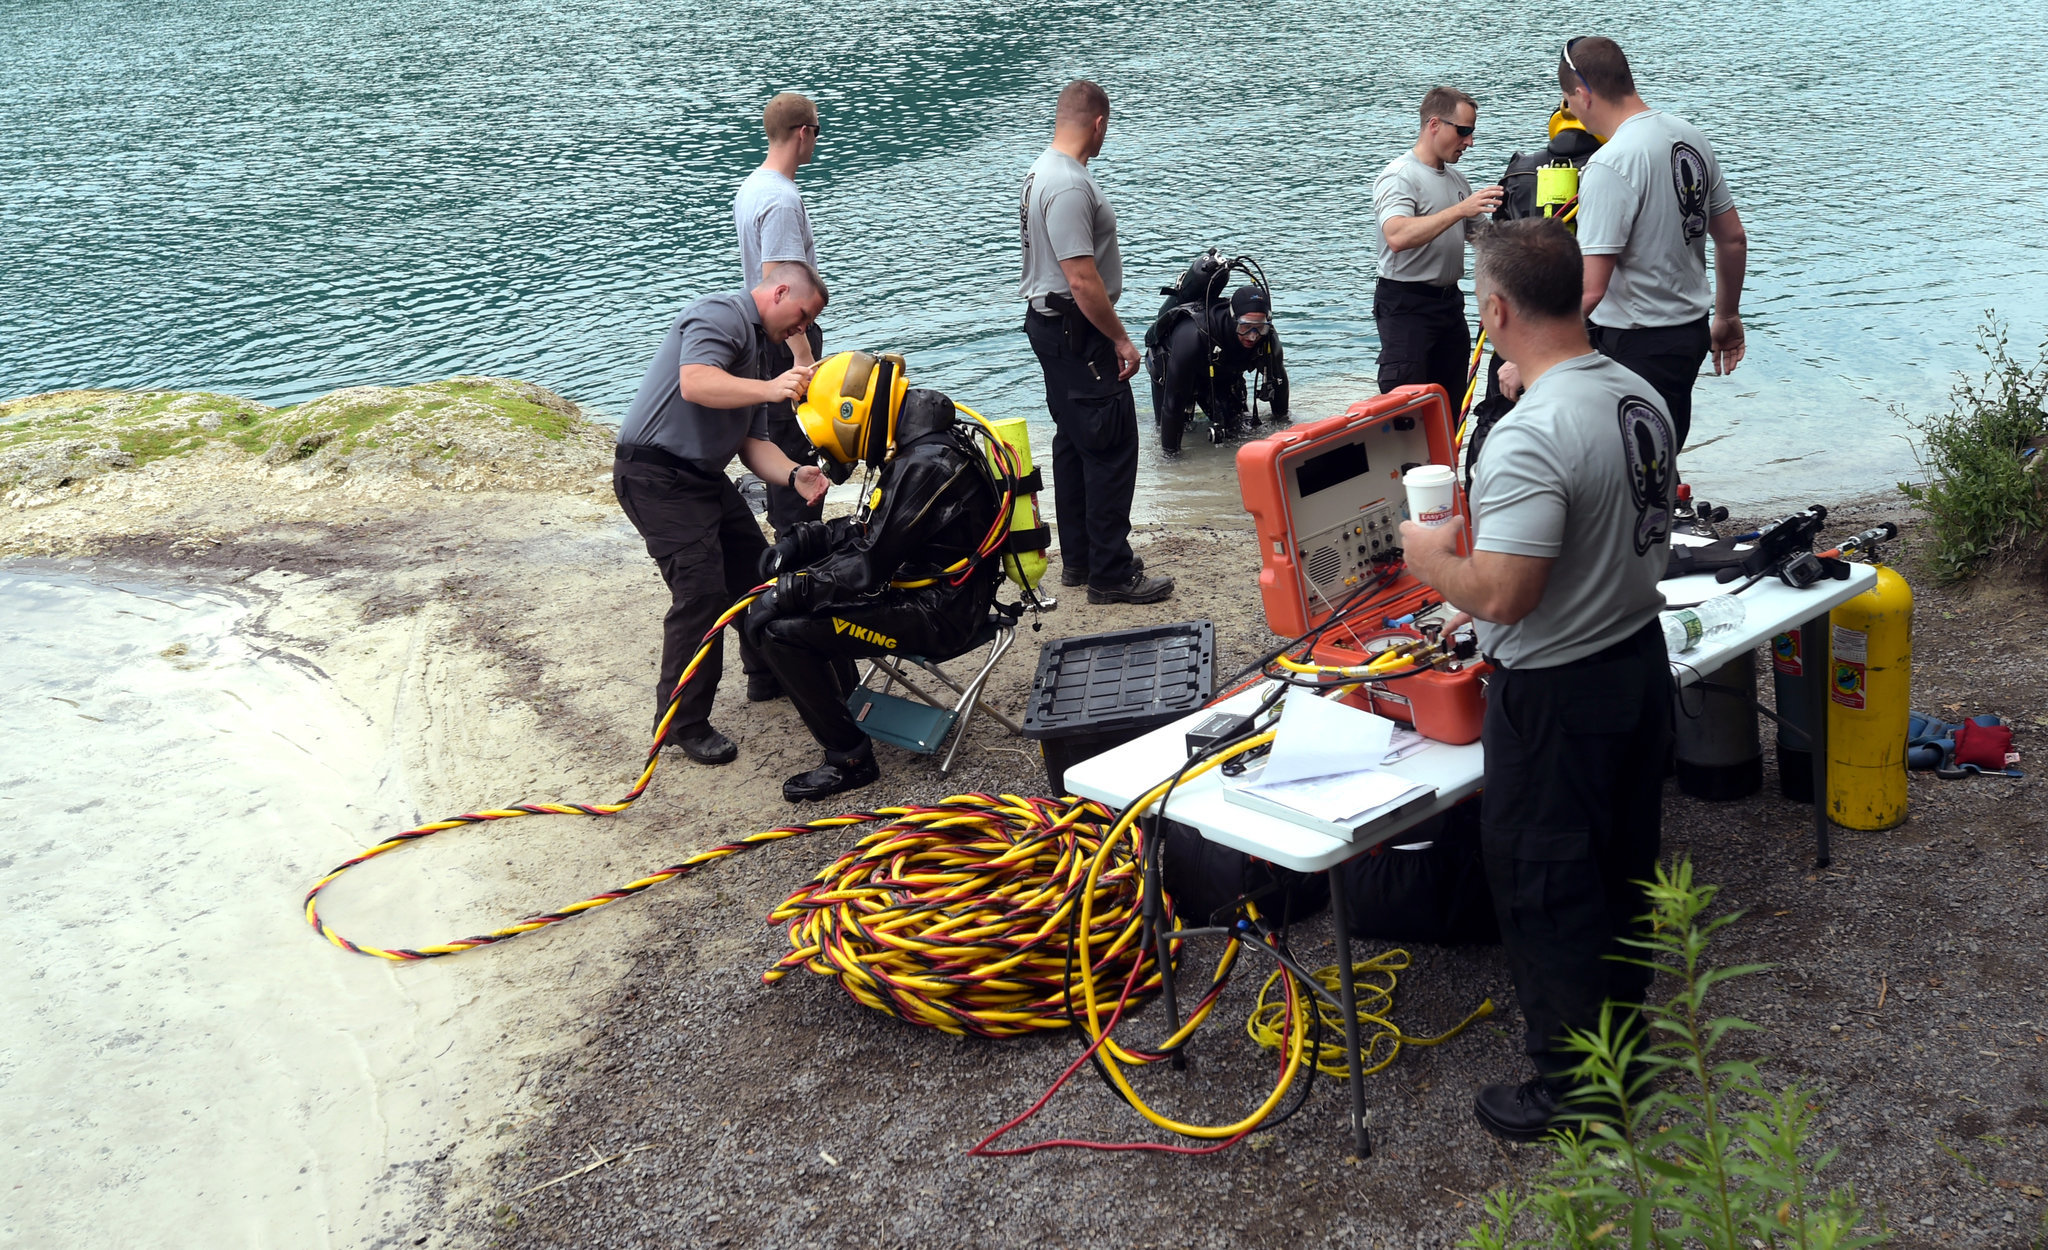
[1234,385,1489,744]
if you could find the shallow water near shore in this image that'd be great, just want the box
[7,0,2048,516]
[0,567,525,1244]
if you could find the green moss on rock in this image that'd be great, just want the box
[1,377,611,498]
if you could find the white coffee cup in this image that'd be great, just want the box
[1403,464,1458,528]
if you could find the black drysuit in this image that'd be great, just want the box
[1146,302,1288,453]
[744,413,1002,756]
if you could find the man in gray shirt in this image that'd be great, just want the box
[1562,37,1748,449]
[613,265,829,766]
[734,91,829,595]
[1019,79,1172,605]
[1401,219,1676,1143]
[1372,86,1502,410]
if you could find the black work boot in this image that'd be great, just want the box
[1062,555,1140,589]
[746,672,784,703]
[1473,1075,1566,1142]
[1087,569,1174,605]
[783,745,880,802]
[670,725,738,766]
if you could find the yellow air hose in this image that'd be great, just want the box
[302,577,1487,1145]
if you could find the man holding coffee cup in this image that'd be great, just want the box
[1398,219,1677,1143]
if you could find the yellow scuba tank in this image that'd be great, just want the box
[983,416,1050,593]
[1825,563,1913,830]
[1535,165,1579,219]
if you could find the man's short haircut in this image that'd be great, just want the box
[1419,86,1477,127]
[763,92,818,143]
[1473,220,1583,321]
[760,259,829,305]
[1559,37,1635,101]
[1056,79,1111,126]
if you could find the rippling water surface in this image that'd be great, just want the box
[6,0,2047,509]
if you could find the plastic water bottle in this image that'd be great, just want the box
[1660,594,1746,655]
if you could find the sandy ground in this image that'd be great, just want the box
[5,405,2046,1248]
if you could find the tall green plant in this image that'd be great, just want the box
[1898,318,2048,581]
[1461,859,1887,1249]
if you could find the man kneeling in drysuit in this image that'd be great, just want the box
[743,351,1003,802]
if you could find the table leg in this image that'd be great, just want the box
[1323,867,1372,1158]
[1800,614,1833,868]
[1140,812,1185,1069]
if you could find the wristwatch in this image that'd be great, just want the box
[786,466,800,490]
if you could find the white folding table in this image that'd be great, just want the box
[1062,550,1877,1155]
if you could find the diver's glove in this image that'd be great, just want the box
[775,570,817,615]
[759,521,833,579]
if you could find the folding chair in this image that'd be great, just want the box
[845,610,1023,775]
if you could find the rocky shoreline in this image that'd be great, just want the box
[6,381,2045,1248]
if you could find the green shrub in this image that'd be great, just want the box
[1898,319,2048,581]
[1460,859,1887,1250]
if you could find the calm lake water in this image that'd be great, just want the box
[6,0,2048,511]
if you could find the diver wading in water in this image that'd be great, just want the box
[1143,249,1289,454]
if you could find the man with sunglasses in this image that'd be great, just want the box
[733,92,831,701]
[1556,37,1748,450]
[1372,86,1504,409]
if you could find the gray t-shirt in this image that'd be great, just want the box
[616,292,772,474]
[1018,148,1122,305]
[1578,110,1735,330]
[1372,151,1474,286]
[733,167,816,290]
[1471,352,1676,668]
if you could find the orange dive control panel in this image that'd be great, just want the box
[1235,385,1488,745]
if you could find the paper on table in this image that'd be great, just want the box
[1260,686,1396,785]
[1242,767,1430,825]
[1382,724,1431,764]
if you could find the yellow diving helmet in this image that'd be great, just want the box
[1549,104,1606,145]
[797,350,909,482]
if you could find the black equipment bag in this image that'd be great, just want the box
[1160,818,1329,926]
[1336,800,1499,946]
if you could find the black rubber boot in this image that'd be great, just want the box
[783,747,880,802]
[746,672,784,703]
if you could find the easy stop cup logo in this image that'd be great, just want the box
[1830,659,1866,709]
[1772,631,1802,677]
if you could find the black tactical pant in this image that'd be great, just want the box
[752,593,983,757]
[1024,310,1138,589]
[612,459,771,738]
[1373,278,1472,409]
[1480,620,1673,1076]
[758,322,827,536]
[1591,316,1711,451]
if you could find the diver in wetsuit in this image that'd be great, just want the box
[744,351,1004,802]
[1462,107,1607,485]
[1146,283,1289,454]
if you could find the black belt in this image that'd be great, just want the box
[1376,277,1462,299]
[615,444,725,482]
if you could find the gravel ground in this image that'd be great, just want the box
[437,503,2042,1249]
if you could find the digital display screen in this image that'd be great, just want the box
[1294,441,1370,498]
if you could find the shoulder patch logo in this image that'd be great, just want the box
[1671,142,1710,243]
[1618,394,1676,556]
[1019,171,1036,253]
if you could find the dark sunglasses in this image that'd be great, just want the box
[1563,36,1592,94]
[1434,117,1476,137]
